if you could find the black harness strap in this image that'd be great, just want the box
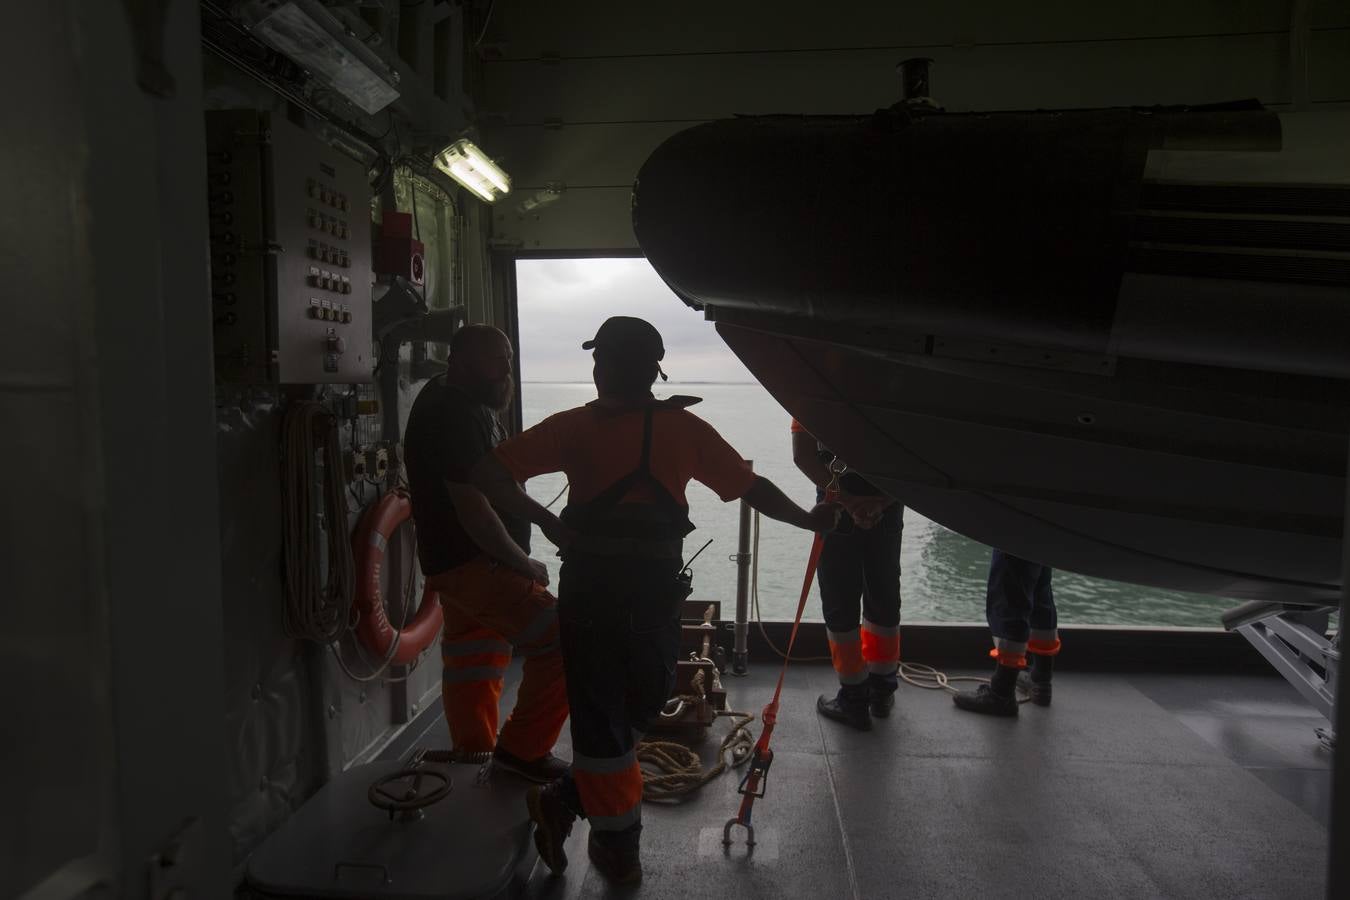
[562,405,691,538]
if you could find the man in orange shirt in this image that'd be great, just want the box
[472,316,839,884]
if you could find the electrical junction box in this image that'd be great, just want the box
[374,211,426,286]
[206,110,373,383]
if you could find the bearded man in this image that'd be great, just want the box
[403,324,570,782]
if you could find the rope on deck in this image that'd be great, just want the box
[638,710,757,801]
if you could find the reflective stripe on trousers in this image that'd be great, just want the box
[441,637,512,685]
[990,637,1028,669]
[1028,628,1062,656]
[827,627,869,685]
[572,749,643,831]
[861,617,900,674]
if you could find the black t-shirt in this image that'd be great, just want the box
[404,377,531,575]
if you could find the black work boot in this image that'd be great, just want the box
[953,664,1020,717]
[526,780,576,874]
[817,685,872,731]
[493,747,571,783]
[588,826,642,885]
[867,673,898,718]
[1018,655,1054,706]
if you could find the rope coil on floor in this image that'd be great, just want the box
[638,710,757,802]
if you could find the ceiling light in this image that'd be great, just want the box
[433,139,512,203]
[241,0,400,115]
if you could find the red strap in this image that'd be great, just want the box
[755,527,826,752]
[731,494,833,826]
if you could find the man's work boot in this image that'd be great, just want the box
[525,781,576,875]
[817,685,872,731]
[953,664,1020,717]
[1020,653,1054,706]
[1016,671,1053,707]
[588,828,642,885]
[867,673,898,718]
[493,747,571,783]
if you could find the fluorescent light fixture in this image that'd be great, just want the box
[434,139,512,203]
[243,0,400,115]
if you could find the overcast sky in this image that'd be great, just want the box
[515,258,756,383]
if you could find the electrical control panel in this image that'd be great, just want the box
[206,111,373,383]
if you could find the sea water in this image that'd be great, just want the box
[520,381,1237,628]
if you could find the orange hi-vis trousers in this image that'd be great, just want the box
[427,556,568,761]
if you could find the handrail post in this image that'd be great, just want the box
[732,460,753,675]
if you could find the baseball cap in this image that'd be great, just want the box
[581,316,665,361]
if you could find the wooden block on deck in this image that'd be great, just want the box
[675,659,717,695]
[681,600,721,623]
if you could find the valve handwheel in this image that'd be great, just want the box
[368,767,452,820]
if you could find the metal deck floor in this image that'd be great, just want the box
[400,662,1331,899]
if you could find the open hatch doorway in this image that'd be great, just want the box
[509,256,1235,630]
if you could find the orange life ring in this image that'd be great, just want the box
[353,490,443,666]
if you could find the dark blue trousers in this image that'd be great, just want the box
[986,550,1058,657]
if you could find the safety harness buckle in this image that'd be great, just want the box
[736,746,773,799]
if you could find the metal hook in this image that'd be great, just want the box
[723,817,757,848]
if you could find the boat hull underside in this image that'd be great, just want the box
[717,319,1346,605]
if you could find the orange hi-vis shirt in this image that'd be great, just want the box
[789,418,807,434]
[494,401,757,507]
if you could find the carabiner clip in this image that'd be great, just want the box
[825,457,848,496]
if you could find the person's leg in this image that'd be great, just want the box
[559,557,643,881]
[1025,564,1059,699]
[430,558,569,769]
[580,559,686,884]
[624,559,685,739]
[860,504,903,714]
[430,571,510,754]
[528,557,632,876]
[985,550,1036,670]
[956,549,1035,716]
[817,530,870,728]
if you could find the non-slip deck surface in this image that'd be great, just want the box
[392,663,1330,900]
